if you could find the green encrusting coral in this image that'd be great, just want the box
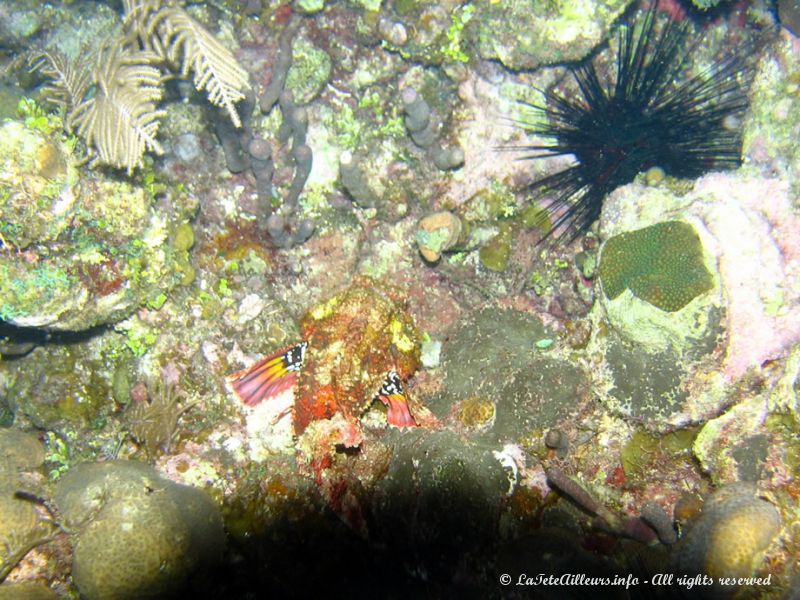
[599,221,713,312]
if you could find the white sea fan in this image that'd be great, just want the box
[131,0,250,127]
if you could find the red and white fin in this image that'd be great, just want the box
[227,342,307,407]
[377,371,417,428]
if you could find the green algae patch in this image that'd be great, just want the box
[479,224,513,273]
[285,36,331,104]
[599,221,713,312]
[621,427,697,480]
[0,120,79,249]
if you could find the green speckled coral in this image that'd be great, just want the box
[599,221,713,312]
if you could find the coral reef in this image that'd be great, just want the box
[0,429,45,473]
[593,215,721,423]
[692,360,800,486]
[474,0,629,70]
[601,172,800,385]
[4,333,139,433]
[0,118,77,250]
[0,430,54,583]
[590,162,800,430]
[599,330,721,427]
[620,428,697,483]
[435,307,590,444]
[0,115,195,330]
[0,0,795,595]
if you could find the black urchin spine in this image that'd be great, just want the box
[517,2,753,242]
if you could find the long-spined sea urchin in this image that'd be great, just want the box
[516,1,753,242]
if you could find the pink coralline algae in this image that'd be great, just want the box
[687,173,800,380]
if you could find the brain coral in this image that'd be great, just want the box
[674,483,780,592]
[0,486,49,581]
[54,460,224,600]
[599,220,713,312]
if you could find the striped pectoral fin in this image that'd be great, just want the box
[227,342,307,407]
[377,371,417,428]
